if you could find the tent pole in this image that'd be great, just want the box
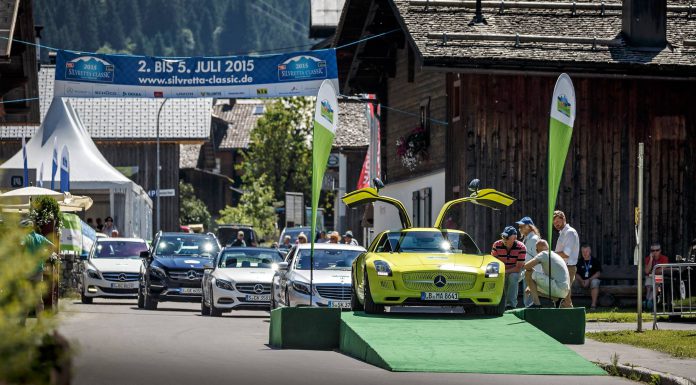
[156,99,169,233]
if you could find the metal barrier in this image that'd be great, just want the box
[651,262,696,330]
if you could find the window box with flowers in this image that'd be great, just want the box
[396,125,429,171]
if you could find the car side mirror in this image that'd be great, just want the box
[79,254,89,261]
[203,263,214,270]
[277,262,289,271]
[140,251,151,260]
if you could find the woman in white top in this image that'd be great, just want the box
[517,216,540,307]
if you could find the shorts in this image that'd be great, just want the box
[574,278,600,289]
[531,270,569,299]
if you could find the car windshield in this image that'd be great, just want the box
[294,249,362,270]
[155,235,220,258]
[376,231,481,254]
[93,241,148,259]
[218,249,283,268]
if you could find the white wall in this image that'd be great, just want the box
[373,170,446,235]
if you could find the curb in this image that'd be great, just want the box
[595,361,695,385]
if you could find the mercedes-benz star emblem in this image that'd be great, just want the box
[434,275,447,288]
[187,270,198,280]
[118,273,127,282]
[253,284,264,294]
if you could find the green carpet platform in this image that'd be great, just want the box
[339,312,604,375]
[506,307,586,344]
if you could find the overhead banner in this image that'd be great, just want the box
[54,49,339,99]
[547,73,576,243]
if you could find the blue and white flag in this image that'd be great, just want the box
[60,145,70,193]
[22,135,28,187]
[38,162,44,188]
[51,137,58,190]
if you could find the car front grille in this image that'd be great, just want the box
[102,272,140,282]
[401,271,477,291]
[99,287,138,294]
[235,283,271,295]
[316,285,351,300]
[168,270,203,281]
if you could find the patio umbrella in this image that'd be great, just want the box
[0,186,64,205]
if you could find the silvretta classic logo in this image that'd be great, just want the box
[557,94,571,117]
[65,56,115,83]
[320,100,334,124]
[278,55,327,82]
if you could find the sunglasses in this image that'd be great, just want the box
[650,249,661,252]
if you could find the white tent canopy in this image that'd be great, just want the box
[0,98,152,239]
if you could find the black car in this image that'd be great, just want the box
[217,224,261,247]
[138,232,220,310]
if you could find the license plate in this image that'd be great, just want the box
[421,292,459,301]
[110,282,136,289]
[181,287,202,294]
[245,294,270,302]
[328,300,351,309]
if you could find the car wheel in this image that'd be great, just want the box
[201,290,211,316]
[80,287,93,304]
[484,284,507,316]
[351,275,363,311]
[270,286,277,310]
[363,271,384,314]
[137,284,145,309]
[210,284,223,317]
[143,284,158,310]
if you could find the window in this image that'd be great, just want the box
[452,79,461,122]
[412,187,432,227]
[253,105,265,115]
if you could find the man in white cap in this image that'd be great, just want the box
[231,230,246,247]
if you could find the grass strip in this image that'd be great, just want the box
[587,330,696,358]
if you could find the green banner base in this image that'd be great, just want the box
[507,307,586,344]
[269,307,341,350]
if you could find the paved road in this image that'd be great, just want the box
[59,299,636,385]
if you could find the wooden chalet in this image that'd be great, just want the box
[334,0,696,276]
[0,0,39,124]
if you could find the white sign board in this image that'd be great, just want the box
[148,189,175,197]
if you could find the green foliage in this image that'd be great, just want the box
[29,196,62,229]
[217,176,277,241]
[240,98,313,204]
[0,215,60,384]
[179,181,211,230]
[34,0,316,57]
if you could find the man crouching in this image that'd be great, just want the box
[524,239,570,308]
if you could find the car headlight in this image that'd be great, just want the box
[215,278,234,291]
[87,269,101,279]
[150,266,167,278]
[291,281,311,295]
[374,260,392,277]
[485,262,500,278]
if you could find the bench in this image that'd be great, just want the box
[571,265,639,307]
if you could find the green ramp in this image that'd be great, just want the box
[340,312,605,375]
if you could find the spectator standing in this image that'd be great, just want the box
[20,219,54,325]
[644,241,668,309]
[86,218,95,229]
[95,217,104,232]
[516,216,540,307]
[297,233,308,244]
[491,226,527,309]
[343,231,359,246]
[102,216,118,237]
[553,210,579,308]
[328,232,340,244]
[231,231,246,247]
[524,239,570,307]
[575,244,602,309]
[316,231,328,243]
[281,235,292,249]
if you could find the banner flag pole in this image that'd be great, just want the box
[310,80,339,305]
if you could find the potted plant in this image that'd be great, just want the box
[29,195,62,237]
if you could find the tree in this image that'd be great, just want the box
[217,176,277,241]
[240,98,313,205]
[179,181,211,230]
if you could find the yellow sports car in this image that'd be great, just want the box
[342,179,515,315]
